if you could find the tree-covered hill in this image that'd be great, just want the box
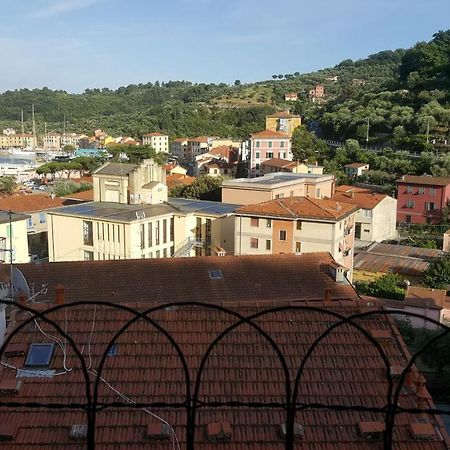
[0,30,448,145]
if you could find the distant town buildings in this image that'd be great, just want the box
[284,92,298,101]
[344,162,370,178]
[309,84,325,102]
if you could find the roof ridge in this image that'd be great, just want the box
[276,199,297,218]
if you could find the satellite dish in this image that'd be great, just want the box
[12,267,30,299]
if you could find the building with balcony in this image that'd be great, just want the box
[234,197,358,277]
[396,175,450,224]
[222,172,335,205]
[333,185,397,242]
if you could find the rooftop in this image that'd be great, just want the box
[94,162,137,177]
[260,158,297,169]
[166,174,196,190]
[354,243,444,278]
[143,132,166,137]
[344,163,369,169]
[0,211,29,225]
[333,186,390,209]
[397,175,450,187]
[404,285,447,310]
[0,253,358,304]
[0,297,445,448]
[250,130,289,139]
[236,197,358,221]
[222,173,333,190]
[0,194,68,213]
[47,201,176,223]
[168,197,239,216]
[266,111,301,119]
[61,189,94,202]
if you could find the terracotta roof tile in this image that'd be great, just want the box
[0,254,358,304]
[333,185,389,209]
[0,297,445,448]
[397,175,450,187]
[236,197,358,221]
[166,174,196,189]
[251,130,289,139]
[0,194,67,213]
[143,132,166,137]
[261,158,297,169]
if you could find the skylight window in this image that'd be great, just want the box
[107,344,118,356]
[24,343,55,367]
[209,269,223,279]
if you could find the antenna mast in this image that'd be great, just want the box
[32,104,37,149]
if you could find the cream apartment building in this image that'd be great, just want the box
[234,197,358,278]
[142,132,169,153]
[0,212,30,263]
[333,185,397,242]
[222,173,335,205]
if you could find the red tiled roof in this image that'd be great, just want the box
[0,254,357,304]
[261,158,297,169]
[166,174,196,189]
[172,138,188,143]
[0,194,66,213]
[236,197,358,221]
[404,286,446,310]
[209,146,238,162]
[61,189,94,202]
[251,130,289,139]
[143,132,166,137]
[397,175,450,187]
[333,186,389,209]
[0,298,445,448]
[189,136,209,144]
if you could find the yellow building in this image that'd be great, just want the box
[265,111,302,137]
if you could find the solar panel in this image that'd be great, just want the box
[24,343,55,367]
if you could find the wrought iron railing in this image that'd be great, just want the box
[0,300,449,449]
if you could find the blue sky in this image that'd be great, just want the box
[1,0,450,93]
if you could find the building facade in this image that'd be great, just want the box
[0,212,30,263]
[265,112,301,137]
[249,130,291,177]
[142,132,169,153]
[333,185,397,242]
[396,175,450,224]
[234,197,357,277]
[222,172,335,205]
[344,163,370,178]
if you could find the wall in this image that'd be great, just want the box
[371,197,397,242]
[94,174,128,204]
[222,187,272,205]
[0,219,29,263]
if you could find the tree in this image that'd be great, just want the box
[0,176,17,194]
[355,273,406,300]
[423,253,450,289]
[291,126,328,162]
[63,144,76,153]
[234,80,241,86]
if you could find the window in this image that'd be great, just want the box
[290,191,294,197]
[107,344,118,356]
[83,221,93,246]
[250,238,259,248]
[406,186,413,193]
[255,152,260,159]
[280,141,285,148]
[205,218,212,244]
[430,188,436,196]
[170,218,174,242]
[275,193,284,199]
[27,218,33,227]
[418,187,425,195]
[363,209,372,218]
[268,141,273,148]
[163,248,167,258]
[163,219,167,244]
[266,152,274,159]
[117,225,120,243]
[279,230,287,241]
[148,222,153,247]
[296,221,302,230]
[406,200,415,209]
[39,213,46,224]
[140,224,145,249]
[266,239,271,250]
[209,269,223,279]
[295,241,301,253]
[250,217,259,227]
[155,221,160,245]
[316,188,320,198]
[255,163,260,170]
[84,251,94,261]
[25,343,55,367]
[425,202,435,211]
[156,250,160,258]
[266,219,272,228]
[256,141,260,148]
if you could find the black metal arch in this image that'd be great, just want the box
[0,300,449,450]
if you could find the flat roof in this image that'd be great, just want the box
[222,173,333,190]
[0,212,30,224]
[47,201,176,223]
[168,198,239,216]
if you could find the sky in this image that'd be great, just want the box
[1,0,450,93]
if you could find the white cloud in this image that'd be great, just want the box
[30,0,104,18]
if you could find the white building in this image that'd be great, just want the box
[0,212,30,263]
[333,185,397,242]
[142,132,169,153]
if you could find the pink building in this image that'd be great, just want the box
[249,130,291,177]
[396,175,450,224]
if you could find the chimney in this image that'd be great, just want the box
[55,284,65,305]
